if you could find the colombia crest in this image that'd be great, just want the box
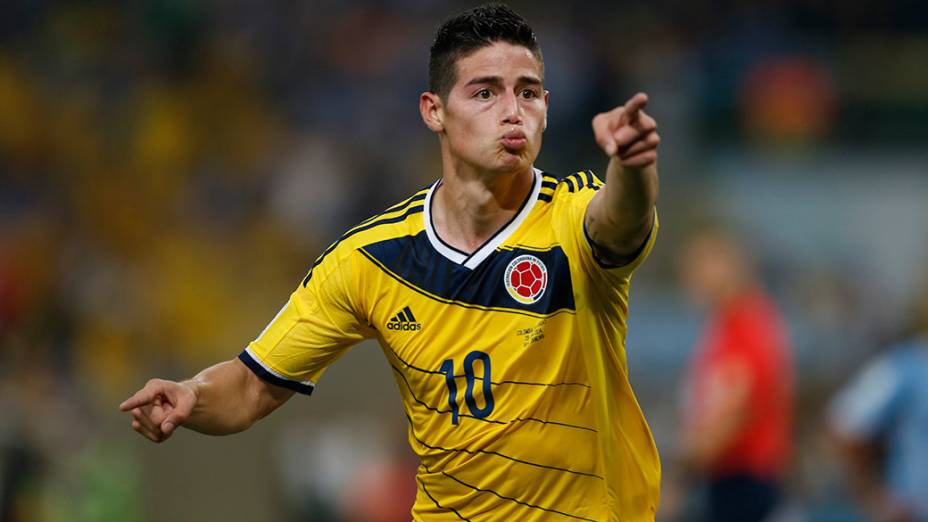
[504,254,548,304]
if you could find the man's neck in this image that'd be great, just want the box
[432,162,535,254]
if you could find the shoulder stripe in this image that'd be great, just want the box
[538,193,552,202]
[550,171,601,193]
[541,180,557,190]
[582,169,599,189]
[563,176,576,192]
[568,173,582,190]
[302,204,423,286]
[355,191,428,230]
[570,172,587,189]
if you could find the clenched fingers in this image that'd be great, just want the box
[132,419,164,443]
[612,114,657,150]
[130,404,175,442]
[131,406,163,434]
[592,93,657,157]
[619,149,658,169]
[619,131,660,158]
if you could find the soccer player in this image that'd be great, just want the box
[121,4,662,520]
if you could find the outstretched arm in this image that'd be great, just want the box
[119,358,294,443]
[586,92,660,265]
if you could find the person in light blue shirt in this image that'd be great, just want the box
[829,286,928,522]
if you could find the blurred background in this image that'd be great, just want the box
[1,0,926,520]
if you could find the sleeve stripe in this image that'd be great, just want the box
[582,216,654,269]
[239,348,315,395]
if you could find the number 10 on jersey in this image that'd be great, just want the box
[439,351,495,425]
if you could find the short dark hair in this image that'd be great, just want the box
[428,3,543,100]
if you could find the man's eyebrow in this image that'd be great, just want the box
[465,76,503,87]
[464,75,543,87]
[517,76,543,86]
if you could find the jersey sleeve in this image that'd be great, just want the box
[238,244,375,395]
[550,171,658,284]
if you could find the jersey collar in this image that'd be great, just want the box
[424,168,542,270]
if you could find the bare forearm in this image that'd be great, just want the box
[603,157,658,232]
[586,161,658,260]
[183,359,292,435]
[122,356,293,443]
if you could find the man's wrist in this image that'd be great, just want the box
[180,379,201,404]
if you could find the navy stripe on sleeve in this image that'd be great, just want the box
[238,350,315,395]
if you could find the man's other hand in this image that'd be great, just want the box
[120,378,197,443]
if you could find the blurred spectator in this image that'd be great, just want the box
[675,227,795,521]
[828,278,928,522]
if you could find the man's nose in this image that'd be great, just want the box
[501,92,522,125]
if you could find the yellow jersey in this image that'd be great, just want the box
[240,168,661,521]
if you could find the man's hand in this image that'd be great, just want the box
[120,379,198,443]
[119,359,294,440]
[592,92,659,168]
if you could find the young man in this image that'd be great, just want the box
[121,4,661,520]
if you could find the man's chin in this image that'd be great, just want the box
[490,159,530,176]
[496,148,533,169]
[462,149,535,175]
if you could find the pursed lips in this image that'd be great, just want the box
[501,130,527,149]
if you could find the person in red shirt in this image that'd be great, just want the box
[676,227,794,521]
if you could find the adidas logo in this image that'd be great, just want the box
[387,306,422,331]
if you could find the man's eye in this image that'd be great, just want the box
[475,89,491,99]
[521,89,537,99]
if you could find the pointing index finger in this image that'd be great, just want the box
[623,92,649,122]
[120,385,160,412]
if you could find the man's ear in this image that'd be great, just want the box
[420,92,444,133]
[543,90,550,131]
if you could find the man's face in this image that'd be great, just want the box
[439,42,548,174]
